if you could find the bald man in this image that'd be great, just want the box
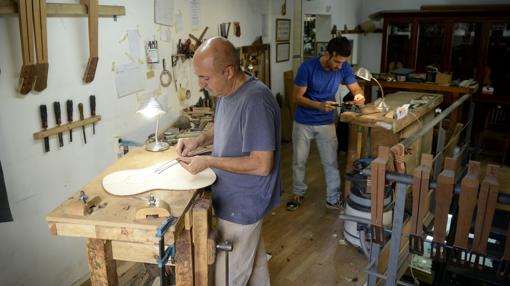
[176,37,281,286]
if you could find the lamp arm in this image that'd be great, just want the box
[154,117,160,145]
[372,77,385,99]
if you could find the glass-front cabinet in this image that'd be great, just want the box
[380,8,510,93]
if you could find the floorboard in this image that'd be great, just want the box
[264,142,367,286]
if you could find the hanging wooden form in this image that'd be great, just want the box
[81,0,99,83]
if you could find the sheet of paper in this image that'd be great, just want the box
[127,30,141,60]
[115,63,145,98]
[154,0,174,26]
[189,0,201,29]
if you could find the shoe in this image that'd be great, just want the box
[325,197,344,210]
[286,195,304,211]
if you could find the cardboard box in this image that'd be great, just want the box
[435,72,452,85]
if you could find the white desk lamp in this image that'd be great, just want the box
[355,67,389,112]
[137,97,169,152]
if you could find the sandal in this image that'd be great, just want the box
[286,195,304,211]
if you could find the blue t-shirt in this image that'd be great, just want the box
[211,76,281,225]
[294,57,356,125]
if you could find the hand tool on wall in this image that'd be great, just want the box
[431,157,456,262]
[369,146,389,245]
[409,153,433,255]
[66,100,73,142]
[78,103,87,144]
[17,0,36,94]
[89,95,96,134]
[470,164,500,269]
[497,222,510,279]
[189,26,208,46]
[82,0,99,83]
[39,104,50,152]
[32,0,48,91]
[452,161,480,266]
[53,101,64,147]
[159,59,172,87]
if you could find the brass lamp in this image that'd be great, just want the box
[137,97,170,152]
[355,67,389,112]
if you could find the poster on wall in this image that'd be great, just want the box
[154,0,174,26]
[0,161,13,223]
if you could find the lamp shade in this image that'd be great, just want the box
[137,97,166,119]
[354,67,373,81]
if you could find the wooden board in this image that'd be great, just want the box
[46,147,198,246]
[340,91,443,133]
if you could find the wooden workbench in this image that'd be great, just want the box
[340,91,443,194]
[46,147,213,286]
[360,80,475,124]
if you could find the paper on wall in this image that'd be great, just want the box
[115,63,145,98]
[155,0,174,26]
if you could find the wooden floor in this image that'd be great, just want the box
[263,142,366,286]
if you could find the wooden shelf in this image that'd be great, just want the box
[0,0,125,17]
[33,115,101,140]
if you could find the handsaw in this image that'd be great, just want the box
[82,0,99,83]
[32,0,48,91]
[17,0,37,94]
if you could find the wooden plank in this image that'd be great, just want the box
[33,116,101,139]
[192,198,212,286]
[86,239,119,286]
[0,0,125,17]
[175,229,194,286]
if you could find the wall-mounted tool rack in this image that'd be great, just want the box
[33,115,100,140]
[0,1,125,17]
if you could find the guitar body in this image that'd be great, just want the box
[102,160,216,196]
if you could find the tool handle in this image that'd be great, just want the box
[39,104,48,129]
[53,101,61,125]
[78,103,85,120]
[89,95,96,116]
[66,100,73,122]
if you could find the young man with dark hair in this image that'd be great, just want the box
[287,36,365,211]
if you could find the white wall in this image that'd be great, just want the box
[0,1,289,285]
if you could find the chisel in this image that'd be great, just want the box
[78,103,87,144]
[53,101,63,147]
[66,100,73,142]
[89,95,96,134]
[39,104,49,152]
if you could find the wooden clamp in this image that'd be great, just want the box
[64,190,101,216]
[452,160,480,266]
[409,153,432,255]
[369,145,389,245]
[17,0,36,94]
[431,157,456,262]
[135,194,171,220]
[81,0,99,83]
[497,222,510,279]
[390,143,406,174]
[32,0,48,91]
[470,164,500,269]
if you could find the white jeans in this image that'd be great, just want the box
[215,218,270,286]
[292,121,341,204]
